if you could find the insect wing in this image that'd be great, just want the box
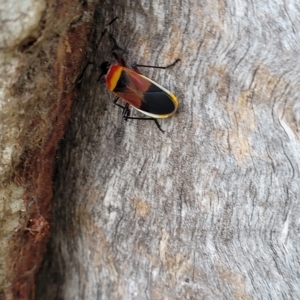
[113,68,150,108]
[114,68,178,118]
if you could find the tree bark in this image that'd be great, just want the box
[0,0,94,299]
[37,0,300,299]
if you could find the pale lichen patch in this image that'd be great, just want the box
[134,199,151,219]
[227,90,256,166]
[216,258,252,300]
[0,184,24,287]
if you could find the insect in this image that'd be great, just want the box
[98,52,179,133]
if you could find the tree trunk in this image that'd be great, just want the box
[0,0,93,299]
[37,0,300,299]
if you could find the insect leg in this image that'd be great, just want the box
[113,97,126,109]
[122,116,165,133]
[77,61,94,83]
[132,58,180,70]
[96,17,119,49]
[106,16,118,26]
[113,99,132,123]
[110,35,125,54]
[122,104,131,121]
[79,18,119,83]
[113,97,164,132]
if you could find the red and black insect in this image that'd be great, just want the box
[98,53,179,132]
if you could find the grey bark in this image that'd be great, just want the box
[37,0,300,299]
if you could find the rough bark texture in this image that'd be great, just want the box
[0,0,94,299]
[37,0,300,299]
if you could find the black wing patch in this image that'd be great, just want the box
[140,83,176,114]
